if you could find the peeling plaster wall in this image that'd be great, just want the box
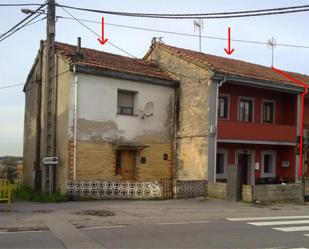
[146,46,213,180]
[68,74,175,145]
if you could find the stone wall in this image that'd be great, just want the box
[242,185,253,202]
[147,44,213,181]
[208,182,227,199]
[252,184,301,202]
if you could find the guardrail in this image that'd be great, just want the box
[0,179,12,211]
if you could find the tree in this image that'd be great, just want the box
[0,157,17,182]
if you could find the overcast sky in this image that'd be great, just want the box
[1,0,309,156]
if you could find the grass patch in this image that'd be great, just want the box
[14,186,68,203]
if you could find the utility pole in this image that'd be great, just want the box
[43,0,56,194]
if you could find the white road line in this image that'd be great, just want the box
[248,220,309,226]
[157,221,209,225]
[81,225,125,230]
[273,226,309,232]
[0,230,46,234]
[227,216,309,221]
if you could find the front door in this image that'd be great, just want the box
[238,153,250,185]
[120,151,136,181]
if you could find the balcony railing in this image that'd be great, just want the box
[218,120,296,143]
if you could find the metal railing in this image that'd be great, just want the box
[0,179,12,211]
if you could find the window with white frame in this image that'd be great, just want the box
[218,95,229,119]
[239,97,254,122]
[262,100,275,124]
[261,150,276,178]
[216,149,228,179]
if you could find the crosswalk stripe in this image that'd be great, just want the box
[273,226,309,232]
[227,216,309,221]
[248,220,309,226]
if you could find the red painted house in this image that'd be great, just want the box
[147,42,309,200]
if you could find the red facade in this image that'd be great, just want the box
[217,82,298,184]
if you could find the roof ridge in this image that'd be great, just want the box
[157,43,309,81]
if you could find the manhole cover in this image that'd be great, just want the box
[74,210,115,217]
[32,210,53,213]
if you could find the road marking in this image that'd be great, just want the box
[273,226,309,232]
[81,225,125,230]
[0,230,46,234]
[227,216,309,221]
[249,220,309,226]
[157,221,209,225]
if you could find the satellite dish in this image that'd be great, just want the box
[141,101,154,119]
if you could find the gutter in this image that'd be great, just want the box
[213,72,304,93]
[213,74,227,182]
[72,64,179,88]
[72,65,78,181]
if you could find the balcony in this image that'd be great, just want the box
[218,120,297,143]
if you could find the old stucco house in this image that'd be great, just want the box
[23,40,177,193]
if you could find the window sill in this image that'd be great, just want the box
[117,113,138,117]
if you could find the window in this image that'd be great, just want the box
[218,96,229,119]
[117,90,135,115]
[262,101,275,123]
[216,149,228,179]
[261,151,276,178]
[239,98,253,122]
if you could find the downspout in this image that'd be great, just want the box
[299,87,308,177]
[73,65,78,181]
[213,74,227,182]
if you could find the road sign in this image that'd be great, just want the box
[41,156,59,165]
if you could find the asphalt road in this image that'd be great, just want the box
[1,216,309,249]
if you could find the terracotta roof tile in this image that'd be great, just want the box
[158,43,309,87]
[55,42,174,82]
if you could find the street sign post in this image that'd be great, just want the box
[41,156,59,165]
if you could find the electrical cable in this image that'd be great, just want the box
[56,3,309,19]
[0,12,45,42]
[0,4,46,42]
[0,84,24,90]
[0,3,42,7]
[59,6,137,58]
[57,16,309,49]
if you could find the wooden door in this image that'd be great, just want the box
[121,151,136,181]
[238,154,249,185]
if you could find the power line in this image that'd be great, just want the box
[0,3,42,7]
[59,6,137,58]
[57,16,309,49]
[56,3,309,19]
[0,4,46,42]
[0,12,45,42]
[0,84,24,90]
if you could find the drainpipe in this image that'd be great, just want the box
[214,74,227,182]
[73,65,78,181]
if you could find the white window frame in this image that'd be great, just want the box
[261,99,276,124]
[238,96,255,122]
[261,150,276,178]
[216,149,228,179]
[218,94,230,120]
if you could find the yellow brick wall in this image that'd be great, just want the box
[137,144,173,181]
[67,141,173,181]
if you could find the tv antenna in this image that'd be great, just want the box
[267,37,277,67]
[193,19,204,52]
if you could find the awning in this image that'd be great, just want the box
[114,143,149,152]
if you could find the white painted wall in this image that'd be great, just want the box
[68,73,175,143]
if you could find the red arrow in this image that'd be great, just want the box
[98,17,108,46]
[224,27,235,55]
